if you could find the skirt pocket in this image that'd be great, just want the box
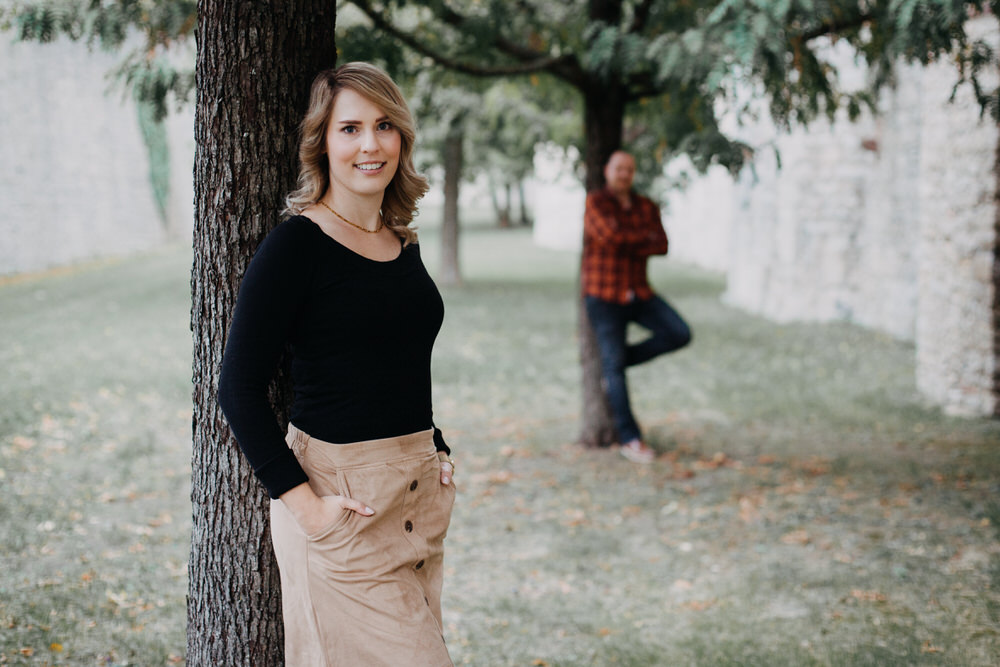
[304,497,357,542]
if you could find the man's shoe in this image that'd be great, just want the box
[620,439,656,463]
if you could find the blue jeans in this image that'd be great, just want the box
[585,294,692,443]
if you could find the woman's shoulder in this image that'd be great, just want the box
[253,215,322,255]
[271,214,319,240]
[244,216,324,278]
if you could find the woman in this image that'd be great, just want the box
[218,62,456,666]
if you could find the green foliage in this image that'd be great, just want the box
[7,0,996,189]
[351,0,998,191]
[136,95,170,226]
[704,0,999,124]
[5,0,196,119]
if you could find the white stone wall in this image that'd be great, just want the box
[531,144,585,252]
[662,163,735,273]
[915,20,998,416]
[720,115,885,327]
[0,34,191,276]
[666,18,998,416]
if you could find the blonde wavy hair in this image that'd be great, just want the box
[282,62,428,245]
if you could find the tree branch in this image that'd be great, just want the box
[796,11,875,43]
[630,0,656,34]
[426,0,559,65]
[350,0,585,84]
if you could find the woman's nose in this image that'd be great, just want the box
[360,128,377,152]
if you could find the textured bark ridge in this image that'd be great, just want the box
[188,2,336,664]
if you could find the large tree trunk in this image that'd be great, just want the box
[576,67,627,447]
[188,2,336,664]
[439,122,463,286]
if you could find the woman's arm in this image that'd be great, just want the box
[217,220,313,498]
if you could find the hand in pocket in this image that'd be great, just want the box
[281,483,375,537]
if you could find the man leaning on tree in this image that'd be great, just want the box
[582,150,692,463]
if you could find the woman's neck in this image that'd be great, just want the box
[325,190,385,229]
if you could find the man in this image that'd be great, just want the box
[582,150,692,463]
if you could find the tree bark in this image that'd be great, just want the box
[439,121,463,286]
[488,176,510,227]
[188,2,336,664]
[577,73,627,447]
[518,178,531,226]
[501,181,513,227]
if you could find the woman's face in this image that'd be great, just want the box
[325,88,401,201]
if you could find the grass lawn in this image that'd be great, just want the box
[1,219,998,666]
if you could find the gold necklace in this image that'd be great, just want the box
[317,199,383,233]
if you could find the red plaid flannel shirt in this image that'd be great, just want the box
[582,188,669,303]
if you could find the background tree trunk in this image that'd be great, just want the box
[488,177,510,227]
[518,179,531,226]
[440,121,463,286]
[188,2,336,663]
[993,124,1000,416]
[577,80,626,448]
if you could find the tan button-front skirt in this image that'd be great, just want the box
[270,424,456,667]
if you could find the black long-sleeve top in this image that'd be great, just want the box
[217,215,448,499]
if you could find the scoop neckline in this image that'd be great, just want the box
[298,215,404,264]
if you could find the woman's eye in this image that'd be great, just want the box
[341,125,358,134]
[377,121,393,131]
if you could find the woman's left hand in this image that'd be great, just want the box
[440,460,454,486]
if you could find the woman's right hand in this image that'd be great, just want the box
[279,482,374,535]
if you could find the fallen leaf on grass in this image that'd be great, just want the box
[796,457,832,476]
[921,641,942,654]
[738,497,762,523]
[849,589,887,603]
[532,660,550,666]
[488,470,515,484]
[49,643,63,652]
[19,648,34,657]
[672,579,693,591]
[694,452,735,470]
[681,599,716,611]
[12,436,35,450]
[671,465,695,480]
[498,446,532,458]
[621,505,642,517]
[781,529,810,545]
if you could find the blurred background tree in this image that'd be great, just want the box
[348,0,998,446]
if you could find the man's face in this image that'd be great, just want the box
[604,153,636,196]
